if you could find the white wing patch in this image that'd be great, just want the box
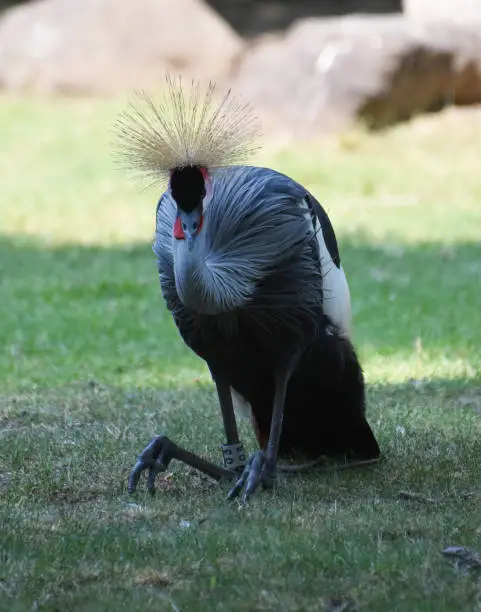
[298,197,352,338]
[315,218,352,339]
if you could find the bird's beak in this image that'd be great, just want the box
[186,232,195,252]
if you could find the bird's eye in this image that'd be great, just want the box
[192,222,197,230]
[182,223,187,230]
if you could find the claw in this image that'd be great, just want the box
[127,460,145,494]
[128,435,174,494]
[244,450,265,502]
[147,466,157,494]
[226,450,276,503]
[226,454,254,501]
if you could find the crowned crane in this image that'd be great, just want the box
[115,77,380,503]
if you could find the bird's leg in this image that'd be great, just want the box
[228,356,298,503]
[209,367,247,474]
[128,369,246,495]
[262,372,289,488]
[128,435,235,495]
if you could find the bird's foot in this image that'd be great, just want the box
[226,450,276,504]
[128,435,176,495]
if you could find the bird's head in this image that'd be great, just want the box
[170,165,210,252]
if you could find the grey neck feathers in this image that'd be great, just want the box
[173,231,256,315]
[155,166,317,317]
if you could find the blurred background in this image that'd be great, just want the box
[2,5,481,608]
[0,0,481,135]
[1,0,480,390]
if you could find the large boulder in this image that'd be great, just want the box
[231,15,481,136]
[209,0,403,37]
[403,0,480,22]
[0,0,243,93]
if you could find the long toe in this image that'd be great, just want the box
[128,460,146,494]
[128,435,171,494]
[226,455,253,501]
[260,461,276,490]
[226,450,266,504]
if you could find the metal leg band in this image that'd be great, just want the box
[221,442,246,471]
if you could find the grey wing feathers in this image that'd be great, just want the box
[203,166,313,274]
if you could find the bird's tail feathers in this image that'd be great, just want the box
[113,74,261,186]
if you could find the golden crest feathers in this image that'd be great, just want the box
[113,74,261,185]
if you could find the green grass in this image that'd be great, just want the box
[1,95,481,611]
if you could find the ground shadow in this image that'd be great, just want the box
[0,234,479,390]
[1,374,480,501]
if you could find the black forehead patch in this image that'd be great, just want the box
[170,166,206,212]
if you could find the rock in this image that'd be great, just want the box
[209,0,402,38]
[231,15,481,137]
[403,0,481,23]
[0,0,243,93]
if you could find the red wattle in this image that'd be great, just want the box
[173,214,205,240]
[173,217,185,239]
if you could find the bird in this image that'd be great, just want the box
[114,75,381,503]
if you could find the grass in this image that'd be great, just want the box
[0,94,481,611]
